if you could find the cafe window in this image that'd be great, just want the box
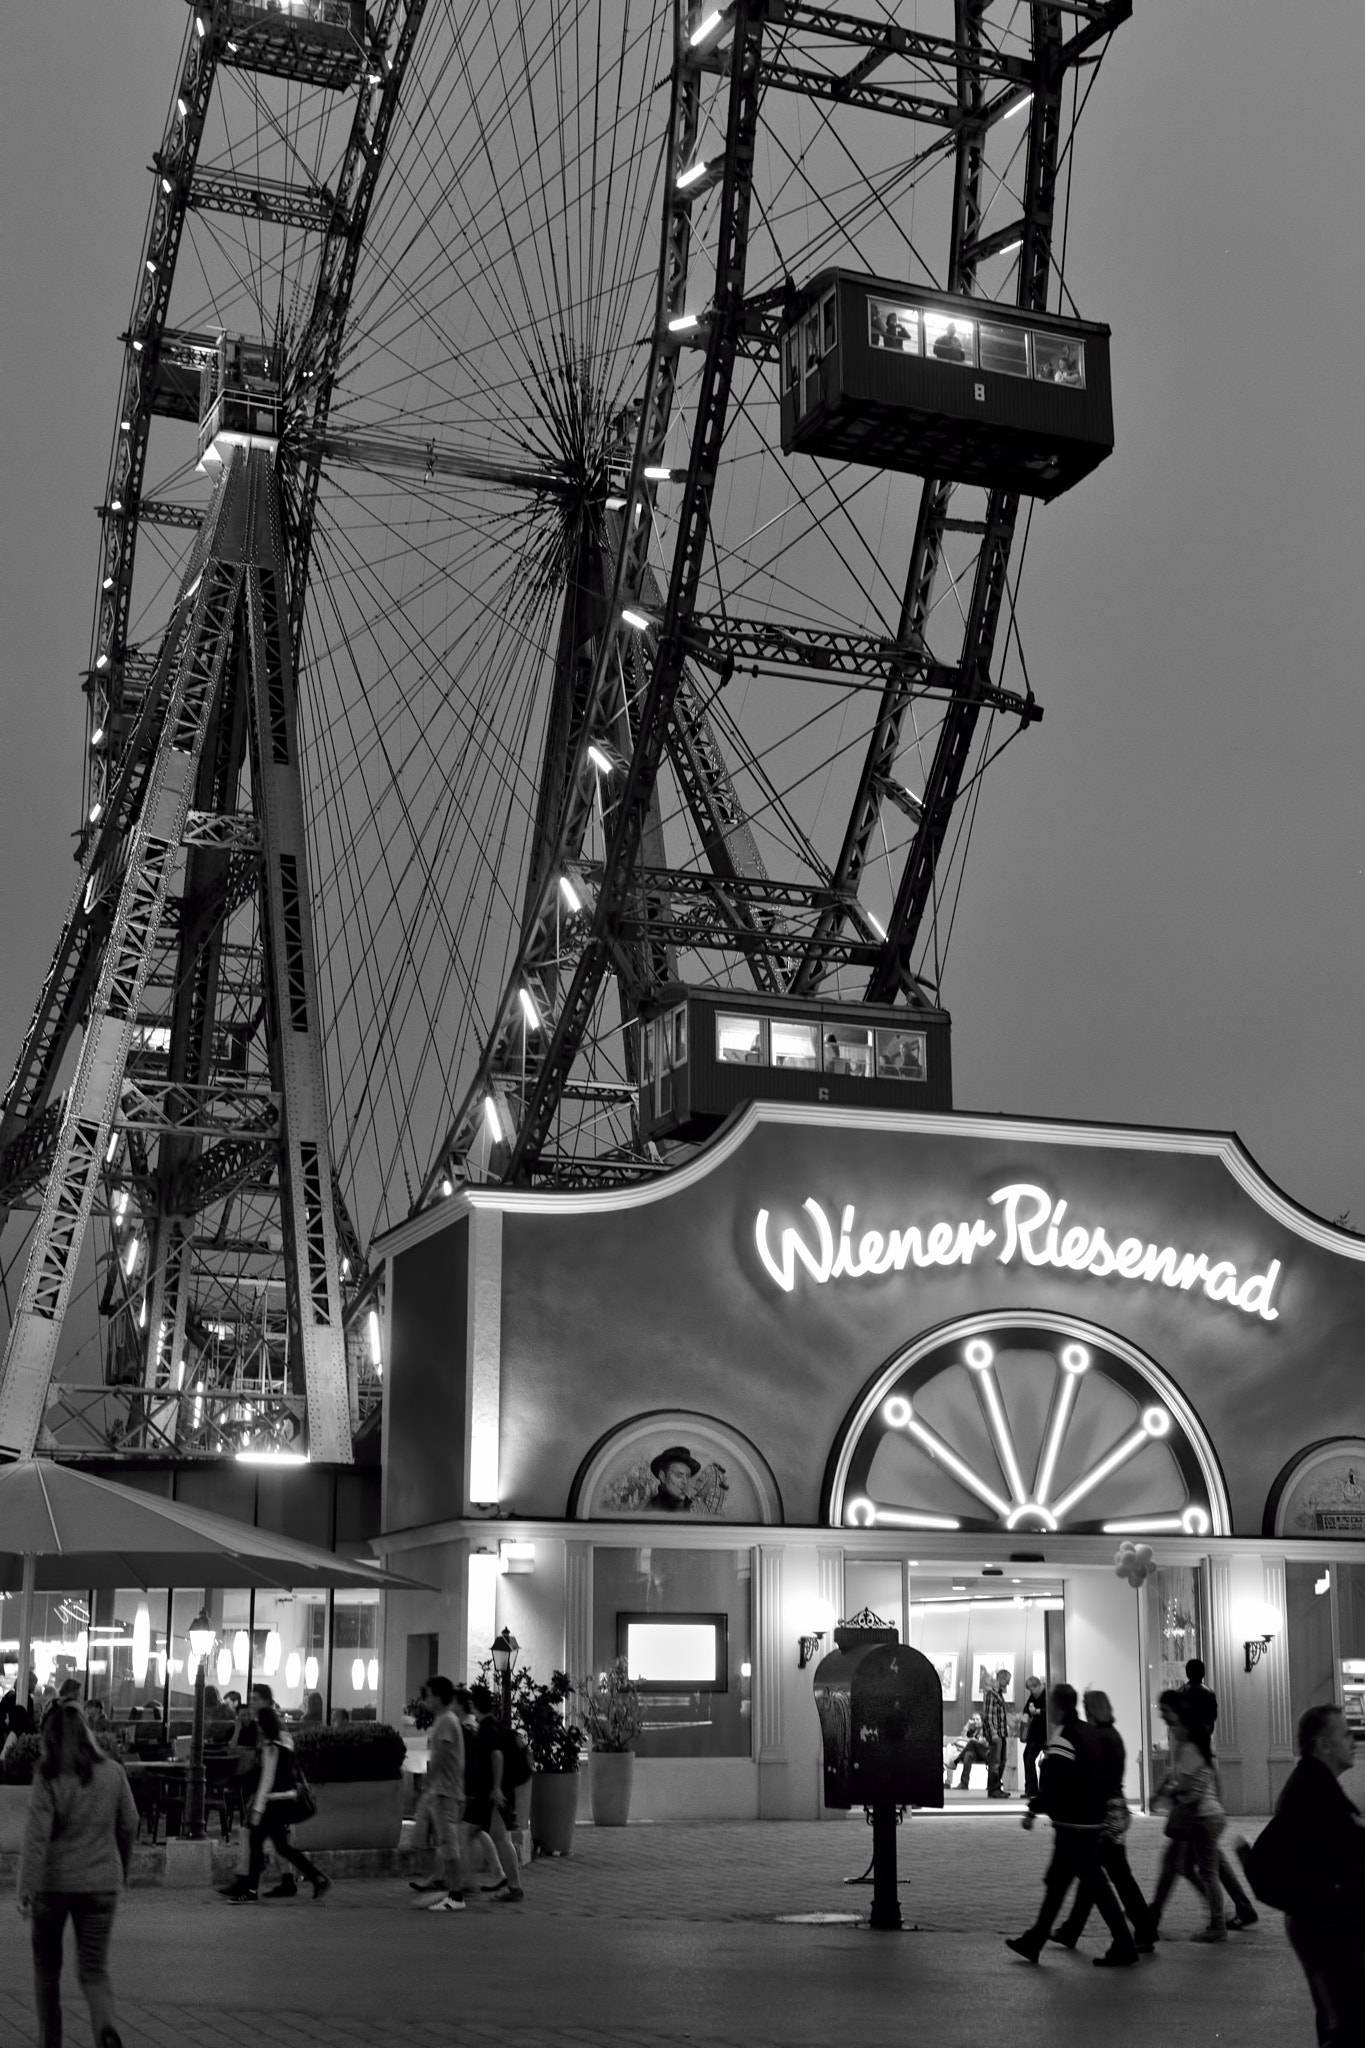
[1032,332,1085,388]
[875,1028,926,1081]
[769,1018,819,1069]
[868,296,920,354]
[821,290,838,354]
[717,1013,763,1064]
[1145,1564,1204,1764]
[822,1025,873,1078]
[594,1546,751,1760]
[979,321,1029,378]
[924,310,977,367]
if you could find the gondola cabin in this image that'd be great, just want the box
[197,334,283,471]
[222,2,367,91]
[637,985,952,1145]
[778,271,1112,501]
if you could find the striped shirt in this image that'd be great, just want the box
[980,1684,1009,1743]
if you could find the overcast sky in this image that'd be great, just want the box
[3,1,1363,1227]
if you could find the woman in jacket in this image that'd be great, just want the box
[1018,1675,1047,1798]
[221,1703,330,1903]
[18,1700,138,2048]
[1148,1690,1227,1941]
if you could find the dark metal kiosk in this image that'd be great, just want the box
[813,1611,944,1931]
[636,984,952,1145]
[778,271,1113,502]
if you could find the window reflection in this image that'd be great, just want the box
[868,297,919,354]
[717,1014,763,1064]
[769,1019,819,1069]
[924,311,976,366]
[1032,333,1085,387]
[979,322,1029,378]
[875,1029,926,1081]
[823,1027,873,1078]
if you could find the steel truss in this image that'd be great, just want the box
[423,0,1129,1191]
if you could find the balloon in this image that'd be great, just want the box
[1134,1544,1154,1564]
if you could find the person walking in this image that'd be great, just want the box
[1178,1658,1219,1745]
[409,1675,467,1910]
[220,1704,330,1903]
[1238,1702,1365,2045]
[1050,1690,1156,1954]
[1148,1690,1228,1942]
[18,1699,138,2048]
[981,1667,1012,1799]
[1005,1683,1139,1967]
[1019,1675,1047,1799]
[463,1684,524,1903]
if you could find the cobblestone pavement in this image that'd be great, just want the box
[0,1814,1311,2048]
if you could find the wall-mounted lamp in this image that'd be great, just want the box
[1243,1601,1282,1673]
[499,1540,535,1576]
[797,1598,836,1670]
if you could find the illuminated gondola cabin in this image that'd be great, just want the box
[637,985,952,1145]
[778,272,1112,501]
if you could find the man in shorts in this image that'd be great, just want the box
[409,1675,466,1910]
[463,1683,524,1903]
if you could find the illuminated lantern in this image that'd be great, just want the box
[131,1602,151,1686]
[366,1657,378,1691]
[232,1630,249,1674]
[263,1630,282,1676]
[285,1651,301,1690]
[216,1647,233,1689]
[304,1655,319,1691]
[351,1658,365,1691]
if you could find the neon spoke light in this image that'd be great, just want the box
[850,1335,1210,1535]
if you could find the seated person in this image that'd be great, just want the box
[933,322,968,362]
[949,1712,991,1788]
[330,1707,351,1729]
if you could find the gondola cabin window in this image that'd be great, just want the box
[717,1013,764,1064]
[770,1018,819,1070]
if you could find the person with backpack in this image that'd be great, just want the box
[220,1704,329,1903]
[462,1683,525,1903]
[18,1700,138,2048]
[1237,1702,1365,2044]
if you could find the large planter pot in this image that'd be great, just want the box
[588,1750,634,1827]
[0,1783,30,1852]
[530,1770,579,1857]
[290,1779,403,1851]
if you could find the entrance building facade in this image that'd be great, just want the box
[371,1104,1365,1819]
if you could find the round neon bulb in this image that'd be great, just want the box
[846,1497,876,1527]
[883,1395,912,1428]
[1181,1504,1211,1535]
[1141,1406,1171,1437]
[1060,1343,1090,1374]
[964,1339,993,1371]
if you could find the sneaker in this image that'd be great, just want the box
[1049,1931,1080,1950]
[310,1874,332,1901]
[410,1877,447,1893]
[490,1888,524,1904]
[100,2031,124,2048]
[1227,1910,1259,1930]
[1191,1925,1227,1943]
[263,1880,297,1899]
[1093,1948,1138,1968]
[223,1887,258,1904]
[427,1892,466,1912]
[1005,1936,1042,1963]
[482,1880,510,1894]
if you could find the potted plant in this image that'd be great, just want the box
[577,1658,642,1827]
[503,1667,585,1857]
[289,1721,407,1850]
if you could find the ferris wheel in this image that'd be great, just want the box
[0,0,1129,1462]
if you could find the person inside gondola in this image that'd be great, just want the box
[933,321,967,362]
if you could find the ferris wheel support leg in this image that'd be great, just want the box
[0,489,247,1459]
[243,457,351,1465]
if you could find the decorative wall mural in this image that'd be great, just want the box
[570,1411,783,1522]
[825,1311,1228,1537]
[1269,1440,1365,1538]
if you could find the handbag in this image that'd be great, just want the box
[1103,1794,1131,1841]
[287,1758,317,1824]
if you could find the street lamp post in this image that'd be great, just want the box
[490,1628,519,1727]
[184,1606,215,1840]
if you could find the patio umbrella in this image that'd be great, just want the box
[0,1458,427,1708]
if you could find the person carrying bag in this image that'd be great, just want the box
[220,1704,328,1903]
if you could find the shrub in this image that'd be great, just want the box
[0,1735,40,1785]
[575,1658,642,1753]
[291,1721,407,1783]
[476,1662,585,1774]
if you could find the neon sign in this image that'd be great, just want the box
[754,1181,1281,1322]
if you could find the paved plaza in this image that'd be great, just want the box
[0,1813,1313,2048]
